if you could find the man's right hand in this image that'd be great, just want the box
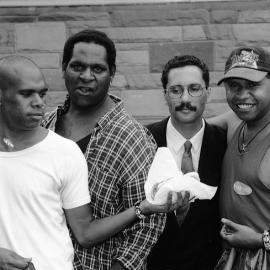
[0,248,31,270]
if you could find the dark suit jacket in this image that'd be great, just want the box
[146,117,227,270]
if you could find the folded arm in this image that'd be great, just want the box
[220,218,263,249]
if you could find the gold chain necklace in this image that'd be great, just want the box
[238,120,270,153]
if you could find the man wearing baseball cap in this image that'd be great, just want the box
[218,46,270,84]
[208,46,270,269]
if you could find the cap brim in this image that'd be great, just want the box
[217,67,268,85]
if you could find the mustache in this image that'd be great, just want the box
[175,103,196,112]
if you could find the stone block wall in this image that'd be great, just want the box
[1,0,270,124]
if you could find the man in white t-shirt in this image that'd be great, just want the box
[0,55,186,270]
[0,55,91,270]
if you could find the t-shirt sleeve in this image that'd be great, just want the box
[61,142,91,209]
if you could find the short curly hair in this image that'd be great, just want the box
[161,55,210,90]
[62,29,116,75]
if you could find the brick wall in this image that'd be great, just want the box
[1,1,270,124]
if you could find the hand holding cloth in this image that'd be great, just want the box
[145,147,217,205]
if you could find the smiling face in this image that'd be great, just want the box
[224,76,270,123]
[63,42,114,109]
[165,65,210,126]
[0,63,47,131]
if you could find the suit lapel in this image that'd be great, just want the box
[159,118,169,147]
[198,122,217,185]
[148,117,169,147]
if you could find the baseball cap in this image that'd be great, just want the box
[218,46,270,85]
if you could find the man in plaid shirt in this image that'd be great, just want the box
[43,29,166,270]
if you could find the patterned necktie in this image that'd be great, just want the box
[181,140,194,174]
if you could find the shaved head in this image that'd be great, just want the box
[0,55,48,132]
[0,55,45,92]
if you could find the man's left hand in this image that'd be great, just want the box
[175,191,190,227]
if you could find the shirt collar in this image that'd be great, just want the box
[42,93,124,132]
[167,117,205,153]
[97,94,124,130]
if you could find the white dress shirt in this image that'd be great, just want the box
[166,117,205,173]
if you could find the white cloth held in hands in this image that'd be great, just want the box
[145,147,217,205]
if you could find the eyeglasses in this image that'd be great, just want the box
[166,84,206,99]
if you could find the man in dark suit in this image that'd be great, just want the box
[147,55,227,270]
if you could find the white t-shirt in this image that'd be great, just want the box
[0,130,90,270]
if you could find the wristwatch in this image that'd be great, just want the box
[135,201,146,219]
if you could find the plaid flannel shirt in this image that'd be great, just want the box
[42,94,166,270]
